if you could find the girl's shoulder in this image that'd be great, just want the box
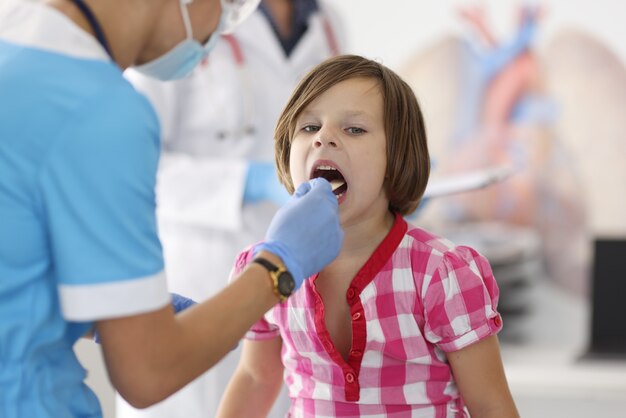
[402,223,493,281]
[404,223,458,256]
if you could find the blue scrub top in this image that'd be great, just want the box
[0,2,169,417]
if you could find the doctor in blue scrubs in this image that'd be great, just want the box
[0,0,343,417]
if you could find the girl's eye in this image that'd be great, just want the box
[302,125,320,133]
[346,127,365,134]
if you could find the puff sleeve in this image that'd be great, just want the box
[422,245,503,352]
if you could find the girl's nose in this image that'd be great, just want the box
[314,133,337,148]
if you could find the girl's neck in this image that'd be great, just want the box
[323,210,395,274]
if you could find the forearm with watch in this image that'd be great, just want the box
[251,253,294,301]
[98,179,342,408]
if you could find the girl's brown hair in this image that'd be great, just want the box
[274,54,430,215]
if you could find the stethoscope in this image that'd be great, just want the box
[206,14,339,142]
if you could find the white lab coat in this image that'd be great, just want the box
[118,5,344,418]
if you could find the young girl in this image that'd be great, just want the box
[217,55,519,418]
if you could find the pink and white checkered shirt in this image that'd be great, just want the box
[234,214,502,418]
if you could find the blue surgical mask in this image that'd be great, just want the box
[133,0,225,81]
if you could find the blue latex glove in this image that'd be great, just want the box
[244,161,290,206]
[254,178,343,288]
[169,292,197,312]
[92,293,197,344]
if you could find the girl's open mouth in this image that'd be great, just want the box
[310,164,348,198]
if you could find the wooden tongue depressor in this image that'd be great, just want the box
[330,179,344,192]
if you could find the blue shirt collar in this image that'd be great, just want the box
[259,0,319,57]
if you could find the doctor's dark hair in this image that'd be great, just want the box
[274,54,430,215]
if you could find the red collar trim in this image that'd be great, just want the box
[312,213,407,401]
[348,212,407,296]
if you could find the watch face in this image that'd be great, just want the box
[277,272,295,297]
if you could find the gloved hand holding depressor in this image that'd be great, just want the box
[254,178,343,289]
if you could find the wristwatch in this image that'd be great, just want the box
[253,257,295,301]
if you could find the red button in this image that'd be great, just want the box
[345,372,355,383]
[346,288,356,299]
[352,312,361,321]
[494,315,502,327]
[350,350,362,357]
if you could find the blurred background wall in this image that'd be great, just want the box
[332,0,626,72]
